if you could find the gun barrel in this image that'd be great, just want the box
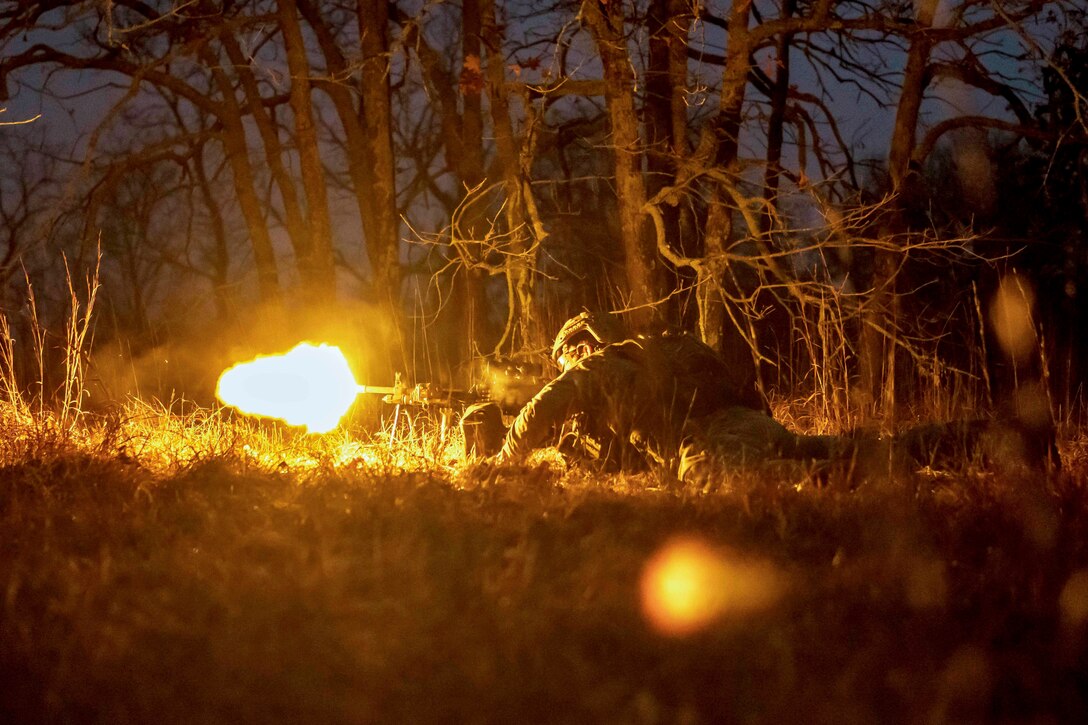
[359,379,483,409]
[358,384,397,396]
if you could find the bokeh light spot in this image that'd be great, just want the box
[1060,569,1088,626]
[640,536,783,637]
[989,274,1036,362]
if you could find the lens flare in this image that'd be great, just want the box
[216,342,361,433]
[1060,569,1088,627]
[990,274,1036,362]
[640,536,783,637]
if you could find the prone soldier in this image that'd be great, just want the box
[463,311,839,479]
[462,310,1058,481]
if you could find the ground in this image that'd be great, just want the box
[2,422,1087,724]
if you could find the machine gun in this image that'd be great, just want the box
[358,372,480,410]
[358,358,549,448]
[360,357,549,415]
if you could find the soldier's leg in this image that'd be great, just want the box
[677,407,844,484]
[890,417,1059,472]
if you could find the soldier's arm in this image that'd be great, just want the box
[499,371,585,460]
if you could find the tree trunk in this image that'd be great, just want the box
[278,0,336,306]
[192,140,234,321]
[581,0,662,327]
[646,0,693,326]
[863,0,940,420]
[762,0,797,229]
[296,0,380,296]
[217,30,311,290]
[201,47,281,304]
[356,0,401,311]
[887,0,940,187]
[459,0,492,355]
[698,0,752,351]
[482,0,537,352]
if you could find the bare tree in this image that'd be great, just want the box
[581,0,664,327]
[2,0,1084,411]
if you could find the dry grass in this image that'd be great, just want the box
[3,263,1087,722]
[1,396,1087,724]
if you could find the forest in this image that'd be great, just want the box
[0,0,1085,418]
[3,3,1088,722]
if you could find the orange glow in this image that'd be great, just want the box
[216,342,362,433]
[640,536,783,637]
[1060,569,1088,626]
[990,274,1036,362]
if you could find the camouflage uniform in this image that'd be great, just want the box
[674,406,844,482]
[480,315,1059,479]
[497,331,832,477]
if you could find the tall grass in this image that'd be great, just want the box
[0,237,1071,484]
[0,256,100,463]
[0,261,472,474]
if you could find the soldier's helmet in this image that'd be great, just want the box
[550,311,625,365]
